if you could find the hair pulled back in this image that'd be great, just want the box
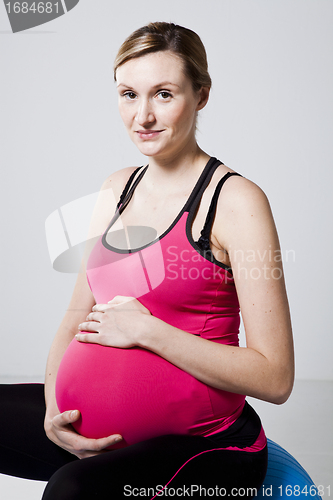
[114,22,212,92]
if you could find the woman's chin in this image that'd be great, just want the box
[135,143,165,158]
[130,135,169,158]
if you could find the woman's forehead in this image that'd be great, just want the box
[116,51,186,88]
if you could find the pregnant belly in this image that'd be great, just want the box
[55,339,211,448]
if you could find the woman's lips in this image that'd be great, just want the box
[136,130,164,140]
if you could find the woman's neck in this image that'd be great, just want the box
[144,144,210,189]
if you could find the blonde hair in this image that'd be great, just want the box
[114,22,212,92]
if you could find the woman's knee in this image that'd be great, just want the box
[42,461,93,500]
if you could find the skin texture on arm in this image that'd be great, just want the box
[76,175,294,406]
[220,176,294,402]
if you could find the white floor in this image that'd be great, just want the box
[0,378,332,500]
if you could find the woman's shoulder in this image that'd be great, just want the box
[214,164,271,216]
[212,164,274,251]
[210,165,280,282]
[100,165,142,197]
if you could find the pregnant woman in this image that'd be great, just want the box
[0,22,294,499]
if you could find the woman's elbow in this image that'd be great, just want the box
[267,368,295,405]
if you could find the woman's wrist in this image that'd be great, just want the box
[136,313,161,350]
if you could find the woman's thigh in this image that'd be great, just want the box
[0,383,77,481]
[43,434,268,500]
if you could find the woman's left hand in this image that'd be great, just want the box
[75,296,152,348]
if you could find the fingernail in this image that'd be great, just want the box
[70,410,78,418]
[115,436,122,443]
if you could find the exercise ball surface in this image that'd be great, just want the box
[257,439,322,499]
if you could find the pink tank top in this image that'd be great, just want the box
[56,157,246,448]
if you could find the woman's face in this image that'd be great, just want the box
[116,51,208,161]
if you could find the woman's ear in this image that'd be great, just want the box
[196,86,210,111]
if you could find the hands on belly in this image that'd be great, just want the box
[53,296,153,454]
[44,407,123,459]
[75,295,152,348]
[51,295,149,457]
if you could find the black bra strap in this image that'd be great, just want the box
[197,172,242,250]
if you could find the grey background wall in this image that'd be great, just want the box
[0,0,332,380]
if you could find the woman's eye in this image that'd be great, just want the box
[123,91,137,100]
[157,91,172,100]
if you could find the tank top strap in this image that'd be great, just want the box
[116,165,149,212]
[101,166,149,234]
[117,157,222,215]
[183,157,224,212]
[196,171,242,251]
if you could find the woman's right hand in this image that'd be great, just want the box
[44,409,123,459]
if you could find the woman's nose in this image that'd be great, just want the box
[135,99,155,126]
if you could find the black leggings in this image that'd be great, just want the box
[0,384,267,499]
